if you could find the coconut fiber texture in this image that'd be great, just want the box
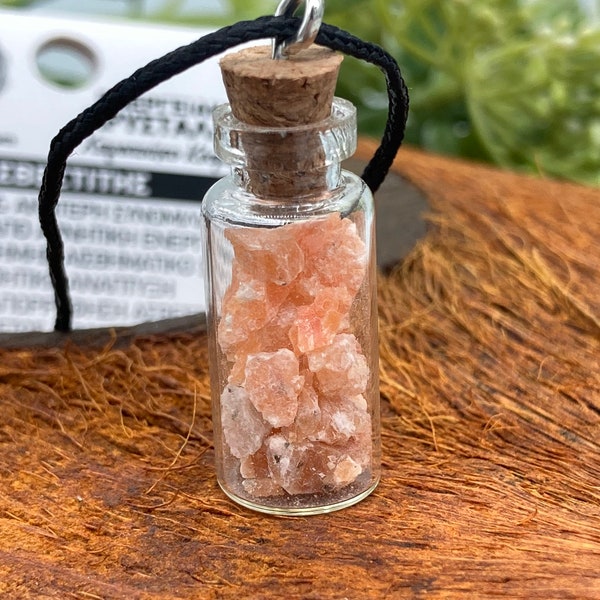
[1,142,599,599]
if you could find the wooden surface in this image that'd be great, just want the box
[1,142,599,599]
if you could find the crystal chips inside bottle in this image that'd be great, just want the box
[201,92,381,515]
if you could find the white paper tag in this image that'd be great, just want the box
[0,10,229,332]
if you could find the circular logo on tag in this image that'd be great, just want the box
[36,37,98,89]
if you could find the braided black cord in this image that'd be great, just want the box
[315,23,409,192]
[38,15,409,331]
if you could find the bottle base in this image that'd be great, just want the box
[218,476,380,516]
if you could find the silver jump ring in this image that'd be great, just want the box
[272,0,324,59]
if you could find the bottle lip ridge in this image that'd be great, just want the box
[212,97,357,170]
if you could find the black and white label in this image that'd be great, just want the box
[0,157,219,331]
[0,10,230,332]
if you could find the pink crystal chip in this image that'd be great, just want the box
[217,213,373,499]
[265,434,370,495]
[220,384,270,459]
[307,334,369,396]
[266,435,327,495]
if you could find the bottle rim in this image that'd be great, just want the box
[212,97,357,169]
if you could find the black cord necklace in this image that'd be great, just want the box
[38,15,409,332]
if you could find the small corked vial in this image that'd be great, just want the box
[201,44,381,515]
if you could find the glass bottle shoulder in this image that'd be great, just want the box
[201,170,373,228]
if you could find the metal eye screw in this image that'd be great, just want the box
[272,0,325,60]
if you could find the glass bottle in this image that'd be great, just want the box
[201,97,380,516]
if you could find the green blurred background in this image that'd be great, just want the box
[2,0,599,186]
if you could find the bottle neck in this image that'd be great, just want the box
[213,98,357,200]
[231,163,343,200]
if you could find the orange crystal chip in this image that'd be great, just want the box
[307,333,369,396]
[218,276,270,354]
[292,213,367,297]
[226,225,304,286]
[244,349,304,428]
[218,275,290,358]
[311,394,371,446]
[289,287,352,353]
[282,379,322,443]
[226,304,297,385]
[323,455,363,488]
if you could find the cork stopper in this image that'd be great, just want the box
[220,44,343,127]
